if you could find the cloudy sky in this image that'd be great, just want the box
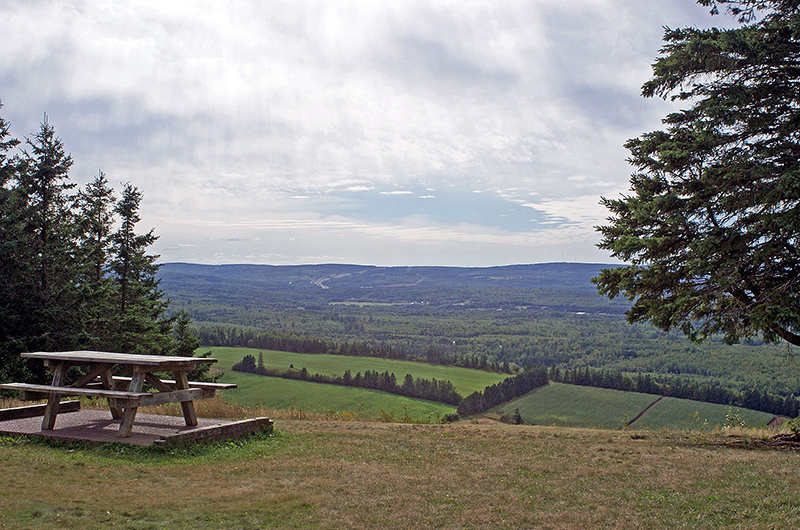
[1,0,736,266]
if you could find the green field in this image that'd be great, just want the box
[632,396,775,430]
[220,370,455,421]
[204,346,508,395]
[499,383,662,429]
[203,349,780,429]
[499,383,776,430]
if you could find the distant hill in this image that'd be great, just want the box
[157,262,800,398]
[158,262,629,313]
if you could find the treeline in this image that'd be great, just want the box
[456,367,549,416]
[230,347,799,420]
[0,103,198,383]
[232,353,462,404]
[199,326,513,373]
[549,366,800,418]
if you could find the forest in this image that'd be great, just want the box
[160,263,800,401]
[0,104,198,384]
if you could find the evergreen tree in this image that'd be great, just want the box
[172,310,201,357]
[11,116,79,377]
[595,0,800,347]
[109,183,172,354]
[0,102,24,381]
[0,103,200,381]
[74,171,116,349]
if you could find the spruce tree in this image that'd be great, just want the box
[0,103,200,380]
[595,0,800,347]
[13,117,79,368]
[75,171,116,349]
[0,102,24,381]
[109,183,172,354]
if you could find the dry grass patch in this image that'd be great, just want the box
[2,410,800,529]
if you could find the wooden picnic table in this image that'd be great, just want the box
[0,350,236,437]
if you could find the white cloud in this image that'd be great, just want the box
[0,0,727,265]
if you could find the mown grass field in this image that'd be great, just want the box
[206,346,507,395]
[500,383,776,430]
[1,420,799,529]
[203,347,511,421]
[221,370,455,421]
[632,396,776,431]
[208,349,780,429]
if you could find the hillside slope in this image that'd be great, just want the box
[159,262,630,312]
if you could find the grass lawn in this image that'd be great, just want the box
[221,370,455,421]
[205,346,508,395]
[1,420,799,529]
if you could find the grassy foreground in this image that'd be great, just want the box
[1,419,799,529]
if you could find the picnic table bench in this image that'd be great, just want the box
[0,351,236,437]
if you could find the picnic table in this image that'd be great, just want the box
[0,351,236,437]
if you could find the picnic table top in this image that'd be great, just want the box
[21,350,217,368]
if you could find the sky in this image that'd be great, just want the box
[0,0,737,266]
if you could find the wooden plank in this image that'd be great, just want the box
[155,417,274,446]
[144,373,174,393]
[125,388,204,407]
[110,376,236,390]
[70,363,115,388]
[174,371,198,427]
[0,383,150,400]
[42,362,67,430]
[119,372,146,437]
[21,351,217,368]
[99,369,123,419]
[0,401,81,421]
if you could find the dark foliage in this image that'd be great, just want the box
[551,365,799,418]
[595,0,800,348]
[199,325,512,373]
[457,367,549,417]
[0,102,196,383]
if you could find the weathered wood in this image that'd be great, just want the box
[0,400,81,421]
[0,383,150,400]
[155,417,274,446]
[8,351,230,438]
[144,373,174,393]
[119,372,147,437]
[99,369,123,419]
[109,375,236,390]
[174,370,199,427]
[70,363,115,389]
[22,351,216,370]
[121,388,205,407]
[42,362,67,430]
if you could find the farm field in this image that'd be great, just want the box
[500,383,776,430]
[208,349,780,429]
[220,370,455,421]
[631,396,776,431]
[1,420,799,529]
[205,346,509,395]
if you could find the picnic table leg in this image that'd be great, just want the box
[41,361,67,430]
[99,369,123,419]
[174,370,198,427]
[118,371,145,437]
